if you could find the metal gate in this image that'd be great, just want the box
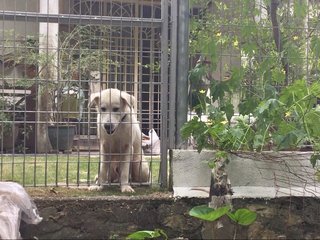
[0,0,171,188]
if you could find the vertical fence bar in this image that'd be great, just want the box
[168,0,178,149]
[175,0,189,148]
[160,0,169,188]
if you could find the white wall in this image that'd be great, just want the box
[0,0,39,40]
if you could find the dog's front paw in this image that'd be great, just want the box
[88,185,104,191]
[121,185,135,193]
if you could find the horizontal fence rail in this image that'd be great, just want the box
[0,11,162,27]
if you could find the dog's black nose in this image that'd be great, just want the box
[104,123,114,134]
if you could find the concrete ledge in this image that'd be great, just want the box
[173,187,209,198]
[172,150,320,198]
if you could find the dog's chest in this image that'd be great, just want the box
[101,132,133,153]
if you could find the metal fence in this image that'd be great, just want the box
[0,0,171,188]
[1,0,319,199]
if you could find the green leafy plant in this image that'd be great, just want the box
[189,205,257,226]
[189,204,231,222]
[189,204,257,239]
[126,229,167,240]
[227,208,257,226]
[183,0,320,167]
[125,205,255,240]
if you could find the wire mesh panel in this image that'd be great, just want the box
[0,0,167,189]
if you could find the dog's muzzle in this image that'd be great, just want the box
[103,115,127,135]
[104,123,115,135]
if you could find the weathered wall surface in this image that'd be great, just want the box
[172,150,320,198]
[20,195,205,239]
[20,196,320,239]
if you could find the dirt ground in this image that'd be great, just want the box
[27,186,171,199]
[21,188,320,239]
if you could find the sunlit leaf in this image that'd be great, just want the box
[127,230,162,240]
[227,208,257,226]
[189,205,230,222]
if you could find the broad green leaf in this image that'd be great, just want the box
[227,208,257,226]
[180,117,199,139]
[215,150,228,160]
[242,42,257,56]
[201,38,217,69]
[253,134,264,150]
[228,68,243,90]
[189,205,230,222]
[229,127,244,141]
[279,79,308,107]
[271,68,285,84]
[264,84,277,99]
[221,102,234,122]
[310,154,320,168]
[256,99,283,115]
[127,230,162,240]
[305,110,320,137]
[207,159,216,169]
[189,63,207,84]
[210,80,229,102]
[310,81,320,98]
[238,97,259,115]
[277,132,298,150]
[284,42,304,65]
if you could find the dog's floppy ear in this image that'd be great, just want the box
[88,92,100,108]
[120,91,136,109]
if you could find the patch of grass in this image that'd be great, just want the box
[26,185,169,198]
[0,154,160,187]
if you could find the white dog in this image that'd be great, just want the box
[89,88,150,192]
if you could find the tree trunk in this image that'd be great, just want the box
[206,156,234,239]
[268,0,289,84]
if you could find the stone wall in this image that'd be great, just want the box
[20,195,320,239]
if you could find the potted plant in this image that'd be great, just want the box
[47,81,83,153]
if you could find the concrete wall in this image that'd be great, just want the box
[172,150,320,198]
[0,0,39,40]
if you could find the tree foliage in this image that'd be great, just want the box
[184,0,320,165]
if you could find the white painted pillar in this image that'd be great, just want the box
[36,0,59,153]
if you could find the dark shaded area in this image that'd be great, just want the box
[20,196,320,239]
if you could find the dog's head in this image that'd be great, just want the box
[89,88,136,135]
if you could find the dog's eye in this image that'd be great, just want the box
[112,107,120,112]
[101,107,107,112]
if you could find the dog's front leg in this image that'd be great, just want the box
[132,141,150,183]
[120,146,135,193]
[89,151,111,191]
[98,152,110,186]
